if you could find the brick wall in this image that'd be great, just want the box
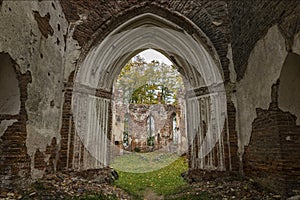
[59,0,231,81]
[0,58,31,189]
[57,71,113,171]
[59,0,238,172]
[226,100,239,171]
[228,0,300,80]
[244,81,300,196]
[244,107,300,196]
[126,104,179,152]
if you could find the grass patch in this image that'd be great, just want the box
[111,151,180,173]
[113,154,189,199]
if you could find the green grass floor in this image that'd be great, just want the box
[111,152,212,199]
[112,154,188,198]
[111,151,182,173]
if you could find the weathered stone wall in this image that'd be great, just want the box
[235,20,300,153]
[128,104,176,151]
[0,1,68,187]
[57,75,113,171]
[112,102,186,153]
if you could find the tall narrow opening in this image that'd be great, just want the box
[111,49,187,165]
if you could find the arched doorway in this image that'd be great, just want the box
[59,12,236,172]
[111,50,186,156]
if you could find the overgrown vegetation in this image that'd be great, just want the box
[112,154,214,199]
[111,152,180,173]
[113,155,187,198]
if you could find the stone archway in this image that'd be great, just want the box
[59,11,238,173]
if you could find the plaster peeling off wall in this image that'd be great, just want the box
[236,25,287,155]
[0,120,17,137]
[0,1,69,178]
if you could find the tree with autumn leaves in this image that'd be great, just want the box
[114,55,184,105]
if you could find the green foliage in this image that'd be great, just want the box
[111,152,180,173]
[123,132,129,146]
[130,84,174,104]
[114,55,183,105]
[113,155,189,198]
[147,136,155,146]
[134,147,141,152]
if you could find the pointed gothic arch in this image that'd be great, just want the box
[60,11,236,172]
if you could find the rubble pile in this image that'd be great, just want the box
[0,168,129,200]
[181,169,300,199]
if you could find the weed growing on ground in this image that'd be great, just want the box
[113,155,188,198]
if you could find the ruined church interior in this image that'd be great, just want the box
[0,0,299,199]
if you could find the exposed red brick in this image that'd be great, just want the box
[33,11,54,38]
[0,57,31,189]
[45,137,58,173]
[228,1,300,80]
[59,0,231,82]
[244,108,300,197]
[57,70,113,170]
[34,149,46,170]
[244,81,300,196]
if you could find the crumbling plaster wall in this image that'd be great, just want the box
[236,24,300,159]
[235,25,287,157]
[0,1,69,178]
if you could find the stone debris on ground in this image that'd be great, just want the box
[1,168,299,199]
[180,169,300,200]
[0,168,130,200]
